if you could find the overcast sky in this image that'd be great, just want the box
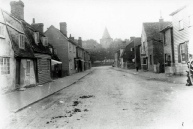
[0,0,192,42]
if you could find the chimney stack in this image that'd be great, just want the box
[32,18,35,24]
[78,37,82,47]
[10,0,24,20]
[60,22,67,37]
[130,37,135,41]
[31,19,44,34]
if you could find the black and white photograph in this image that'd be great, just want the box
[0,0,193,128]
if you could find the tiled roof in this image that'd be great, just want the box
[21,21,51,55]
[143,21,171,41]
[2,10,34,58]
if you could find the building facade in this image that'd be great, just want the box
[141,19,171,72]
[170,5,193,75]
[0,7,36,91]
[160,25,175,75]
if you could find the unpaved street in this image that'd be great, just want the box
[5,66,193,129]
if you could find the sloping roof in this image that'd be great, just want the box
[46,25,89,53]
[2,10,35,58]
[21,21,51,55]
[170,5,187,16]
[143,21,171,41]
[160,23,173,32]
[102,27,112,39]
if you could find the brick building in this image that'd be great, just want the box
[141,18,171,72]
[121,37,135,69]
[160,24,175,74]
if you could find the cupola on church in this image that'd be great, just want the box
[100,28,113,48]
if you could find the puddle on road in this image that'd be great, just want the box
[45,95,94,125]
[79,95,95,99]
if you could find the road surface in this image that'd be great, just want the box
[5,66,193,129]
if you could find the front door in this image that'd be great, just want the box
[16,59,20,88]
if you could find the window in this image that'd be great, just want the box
[189,15,193,27]
[41,37,48,46]
[0,57,10,74]
[33,32,39,44]
[179,20,184,30]
[26,60,30,76]
[18,34,25,49]
[0,25,5,38]
[179,43,187,63]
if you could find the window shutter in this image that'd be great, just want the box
[178,45,181,63]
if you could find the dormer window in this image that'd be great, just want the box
[49,48,53,53]
[33,32,39,44]
[179,20,184,30]
[18,34,25,49]
[0,25,5,39]
[41,37,48,46]
[54,49,57,54]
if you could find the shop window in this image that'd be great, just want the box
[0,57,10,74]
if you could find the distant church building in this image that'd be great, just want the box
[100,28,113,48]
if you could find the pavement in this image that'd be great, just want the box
[0,69,93,113]
[113,67,187,85]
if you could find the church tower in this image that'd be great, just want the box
[100,27,113,48]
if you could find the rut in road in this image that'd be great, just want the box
[5,66,193,129]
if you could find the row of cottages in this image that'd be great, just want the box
[141,4,193,75]
[121,37,141,69]
[0,0,62,92]
[114,37,141,70]
[114,5,193,76]
[45,23,91,77]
